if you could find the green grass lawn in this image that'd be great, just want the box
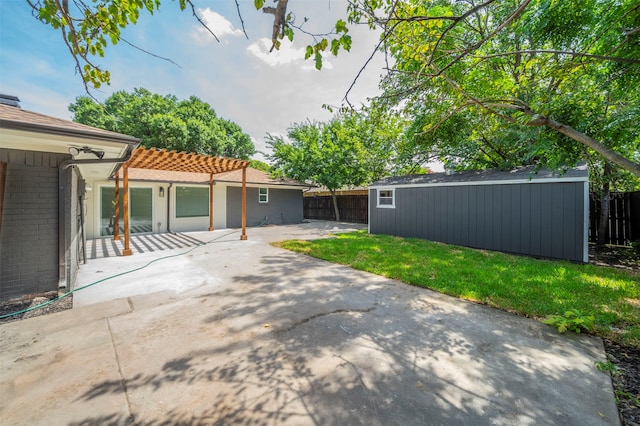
[275,231,640,348]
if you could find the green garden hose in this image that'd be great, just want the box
[0,230,240,320]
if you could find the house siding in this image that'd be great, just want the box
[0,149,70,300]
[369,181,587,262]
[226,187,303,228]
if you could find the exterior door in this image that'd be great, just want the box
[100,187,152,236]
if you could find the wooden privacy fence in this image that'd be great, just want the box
[303,195,368,224]
[589,191,640,246]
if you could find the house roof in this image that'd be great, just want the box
[370,164,589,188]
[116,165,309,187]
[0,103,138,144]
[0,103,140,181]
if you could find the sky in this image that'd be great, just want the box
[0,0,391,162]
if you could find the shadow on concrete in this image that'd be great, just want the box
[70,249,615,425]
[87,233,207,259]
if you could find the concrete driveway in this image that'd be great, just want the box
[0,221,620,425]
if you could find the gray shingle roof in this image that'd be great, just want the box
[0,103,138,144]
[370,164,588,187]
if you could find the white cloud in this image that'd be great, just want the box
[192,8,244,43]
[246,38,334,70]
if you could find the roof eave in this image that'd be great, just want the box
[0,119,140,145]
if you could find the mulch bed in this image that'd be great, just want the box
[0,293,73,325]
[603,339,640,426]
[589,245,640,426]
[1,246,638,424]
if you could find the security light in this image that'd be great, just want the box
[68,146,105,159]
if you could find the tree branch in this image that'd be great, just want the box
[524,114,640,177]
[429,0,534,79]
[471,49,640,65]
[120,38,181,68]
[186,0,219,42]
[263,0,289,52]
[233,0,249,39]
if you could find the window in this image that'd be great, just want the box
[176,186,209,218]
[377,188,395,208]
[259,187,268,203]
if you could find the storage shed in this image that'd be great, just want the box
[369,164,589,263]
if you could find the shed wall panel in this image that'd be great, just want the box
[369,181,587,262]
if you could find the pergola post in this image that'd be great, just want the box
[240,165,247,240]
[113,174,120,240]
[208,172,214,231]
[122,164,132,256]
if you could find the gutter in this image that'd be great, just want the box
[58,144,137,289]
[0,119,140,145]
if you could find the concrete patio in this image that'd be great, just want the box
[0,221,620,425]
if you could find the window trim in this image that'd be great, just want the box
[258,187,269,204]
[376,188,395,208]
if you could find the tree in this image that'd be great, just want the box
[267,109,415,221]
[249,159,272,173]
[32,0,640,177]
[267,120,365,221]
[352,0,639,244]
[348,0,640,177]
[69,88,255,159]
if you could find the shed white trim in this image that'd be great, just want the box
[370,176,588,189]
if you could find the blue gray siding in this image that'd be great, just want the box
[227,187,303,228]
[369,181,588,262]
[0,149,73,300]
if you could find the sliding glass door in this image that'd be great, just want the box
[100,187,153,236]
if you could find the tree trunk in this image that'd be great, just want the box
[330,189,341,222]
[596,162,612,246]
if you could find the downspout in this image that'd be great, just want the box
[0,161,6,238]
[58,145,136,288]
[167,183,173,233]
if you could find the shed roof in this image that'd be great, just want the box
[370,164,588,188]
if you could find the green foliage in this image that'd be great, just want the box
[352,0,640,177]
[34,0,162,89]
[594,360,621,376]
[31,0,640,177]
[614,390,640,407]
[249,159,271,173]
[69,88,254,159]
[542,310,595,334]
[276,232,640,348]
[267,108,417,192]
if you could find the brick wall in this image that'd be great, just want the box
[0,149,69,301]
